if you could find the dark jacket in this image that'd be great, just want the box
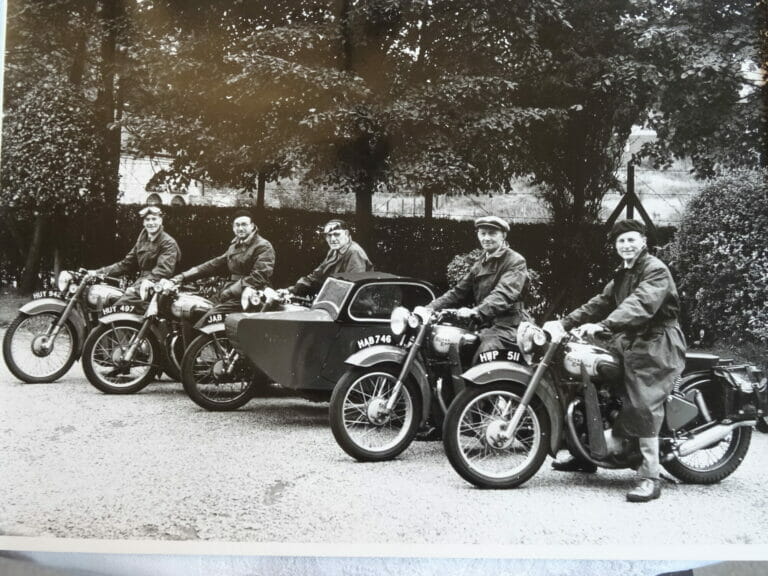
[294,240,373,295]
[182,231,275,296]
[562,249,686,437]
[101,227,181,289]
[430,245,529,328]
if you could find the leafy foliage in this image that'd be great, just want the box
[669,170,768,343]
[0,81,107,215]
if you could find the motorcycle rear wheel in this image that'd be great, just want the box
[3,312,78,383]
[443,383,550,489]
[181,332,258,411]
[329,365,422,462]
[663,377,752,484]
[82,322,158,394]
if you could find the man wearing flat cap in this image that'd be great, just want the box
[428,215,531,360]
[545,218,686,503]
[288,219,373,297]
[91,205,181,306]
[171,210,275,313]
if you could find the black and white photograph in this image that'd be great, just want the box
[0,0,766,574]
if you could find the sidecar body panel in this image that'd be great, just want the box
[226,273,436,391]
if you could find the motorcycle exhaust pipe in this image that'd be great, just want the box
[676,421,755,457]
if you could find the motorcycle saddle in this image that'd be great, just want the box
[684,352,719,372]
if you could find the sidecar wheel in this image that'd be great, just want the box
[3,312,78,383]
[663,377,752,484]
[181,333,259,411]
[82,322,158,394]
[443,383,550,489]
[329,365,422,462]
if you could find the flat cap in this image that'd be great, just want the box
[233,209,254,221]
[610,218,646,240]
[474,215,509,233]
[323,219,349,233]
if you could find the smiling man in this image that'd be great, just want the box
[92,205,181,306]
[545,219,687,503]
[288,219,373,297]
[429,215,531,361]
[171,209,275,313]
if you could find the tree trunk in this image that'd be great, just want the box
[19,214,47,295]
[96,0,125,250]
[256,171,266,212]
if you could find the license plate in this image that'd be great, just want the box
[205,313,224,325]
[32,290,61,300]
[355,333,394,351]
[101,304,137,316]
[476,347,526,365]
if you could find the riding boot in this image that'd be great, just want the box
[626,437,662,502]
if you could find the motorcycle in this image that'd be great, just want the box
[81,279,214,394]
[442,321,767,489]
[181,287,313,411]
[329,305,525,462]
[2,269,124,383]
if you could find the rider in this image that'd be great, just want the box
[170,210,275,314]
[428,215,530,361]
[91,205,181,307]
[544,219,686,503]
[287,219,373,297]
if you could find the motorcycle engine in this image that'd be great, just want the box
[563,342,621,381]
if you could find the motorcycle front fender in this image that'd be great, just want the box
[196,322,225,335]
[19,298,88,357]
[345,344,432,425]
[97,313,165,349]
[461,360,564,457]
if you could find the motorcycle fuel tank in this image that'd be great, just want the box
[563,342,621,380]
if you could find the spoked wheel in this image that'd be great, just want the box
[2,312,78,383]
[329,365,422,462]
[181,333,258,411]
[663,377,752,484]
[443,383,550,489]
[82,322,159,394]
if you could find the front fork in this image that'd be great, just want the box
[384,325,428,413]
[39,286,86,352]
[210,331,239,375]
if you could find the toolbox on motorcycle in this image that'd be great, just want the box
[715,364,767,421]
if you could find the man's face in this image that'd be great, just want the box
[325,228,351,250]
[143,214,162,235]
[615,231,646,263]
[232,216,255,239]
[476,226,505,253]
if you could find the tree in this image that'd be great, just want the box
[0,81,108,292]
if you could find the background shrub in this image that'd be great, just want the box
[668,169,768,344]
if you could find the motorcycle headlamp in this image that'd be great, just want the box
[241,286,263,311]
[517,322,545,354]
[407,314,421,329]
[390,306,410,336]
[57,270,73,292]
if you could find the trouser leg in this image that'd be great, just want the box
[637,437,661,479]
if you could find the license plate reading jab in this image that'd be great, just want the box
[356,333,393,350]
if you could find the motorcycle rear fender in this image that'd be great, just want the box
[345,345,432,424]
[19,298,88,357]
[462,360,563,457]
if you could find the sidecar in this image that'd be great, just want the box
[225,272,437,398]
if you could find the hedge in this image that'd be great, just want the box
[0,204,675,319]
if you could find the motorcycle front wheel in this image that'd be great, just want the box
[443,383,550,489]
[181,333,259,411]
[82,322,159,394]
[3,312,78,383]
[329,365,422,462]
[663,377,752,484]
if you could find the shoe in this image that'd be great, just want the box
[415,426,442,442]
[626,478,661,502]
[551,457,598,473]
